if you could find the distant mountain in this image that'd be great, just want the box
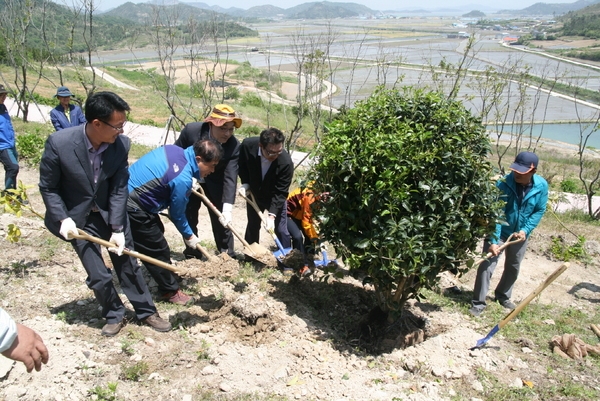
[500,0,600,16]
[244,5,287,19]
[104,2,217,24]
[180,0,376,19]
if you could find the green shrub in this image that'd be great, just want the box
[559,177,579,193]
[549,235,590,263]
[240,92,263,108]
[309,86,503,317]
[224,86,240,100]
[16,130,49,166]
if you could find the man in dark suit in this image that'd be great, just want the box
[238,127,293,247]
[39,91,171,337]
[175,104,241,259]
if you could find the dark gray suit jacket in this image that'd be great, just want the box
[39,124,130,239]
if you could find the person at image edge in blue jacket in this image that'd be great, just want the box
[127,139,223,306]
[0,84,19,195]
[470,151,548,317]
[50,86,86,131]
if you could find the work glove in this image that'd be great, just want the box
[219,203,233,227]
[264,210,275,232]
[184,235,201,249]
[237,184,250,198]
[108,232,125,256]
[192,178,201,191]
[59,217,78,240]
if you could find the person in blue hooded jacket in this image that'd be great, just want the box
[470,151,548,317]
[50,86,86,131]
[127,139,223,305]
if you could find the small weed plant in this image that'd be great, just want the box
[88,382,118,401]
[549,235,590,263]
[120,361,148,381]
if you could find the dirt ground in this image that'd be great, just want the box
[1,160,600,400]
[137,60,299,100]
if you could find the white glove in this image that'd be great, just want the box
[59,217,78,240]
[192,178,201,191]
[108,232,125,256]
[265,210,275,232]
[219,203,233,227]
[238,184,250,198]
[184,235,201,249]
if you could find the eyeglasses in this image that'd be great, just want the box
[99,120,127,132]
[264,148,283,157]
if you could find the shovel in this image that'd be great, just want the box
[71,229,188,275]
[238,192,293,263]
[191,187,272,262]
[471,233,525,268]
[471,262,570,350]
[314,242,338,268]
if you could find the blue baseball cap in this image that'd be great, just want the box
[510,151,538,174]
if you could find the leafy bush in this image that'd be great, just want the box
[240,92,263,107]
[549,235,590,263]
[309,86,503,317]
[224,86,240,100]
[560,177,579,193]
[16,130,50,166]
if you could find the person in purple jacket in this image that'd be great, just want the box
[50,86,86,131]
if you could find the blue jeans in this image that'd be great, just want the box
[0,147,19,190]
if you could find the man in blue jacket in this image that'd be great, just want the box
[50,86,86,131]
[470,151,548,317]
[0,85,19,195]
[127,139,223,305]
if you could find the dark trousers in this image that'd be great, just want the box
[0,147,19,190]
[128,209,179,294]
[287,216,310,265]
[185,185,234,256]
[245,200,291,249]
[70,212,156,324]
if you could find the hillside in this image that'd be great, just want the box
[501,0,600,16]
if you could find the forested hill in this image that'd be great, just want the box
[0,0,140,55]
[558,2,600,37]
[500,0,600,16]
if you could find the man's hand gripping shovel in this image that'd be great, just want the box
[191,186,274,264]
[238,192,292,266]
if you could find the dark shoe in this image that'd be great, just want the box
[497,299,516,310]
[142,313,172,332]
[469,307,483,317]
[448,286,462,295]
[183,247,207,261]
[299,265,312,278]
[101,321,124,337]
[160,289,194,305]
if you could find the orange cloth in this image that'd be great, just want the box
[287,187,318,240]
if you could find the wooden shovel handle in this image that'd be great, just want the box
[191,188,252,248]
[498,262,570,329]
[71,229,187,275]
[473,233,525,267]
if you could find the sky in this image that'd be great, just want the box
[94,0,576,12]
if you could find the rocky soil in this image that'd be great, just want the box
[1,165,600,401]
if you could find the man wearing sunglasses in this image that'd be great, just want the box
[238,128,293,248]
[39,92,171,337]
[175,104,241,260]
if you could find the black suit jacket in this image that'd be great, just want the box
[238,136,293,215]
[175,122,240,204]
[39,125,130,239]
